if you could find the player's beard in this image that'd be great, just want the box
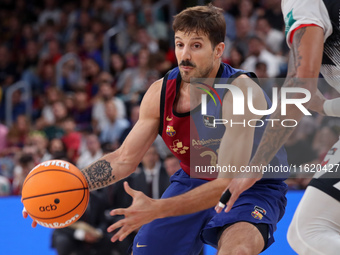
[180,61,214,83]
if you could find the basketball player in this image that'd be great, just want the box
[24,4,288,254]
[216,0,340,254]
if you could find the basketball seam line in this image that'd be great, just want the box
[22,187,88,201]
[23,169,87,188]
[27,188,89,220]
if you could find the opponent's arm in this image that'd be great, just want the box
[249,26,324,168]
[82,79,162,190]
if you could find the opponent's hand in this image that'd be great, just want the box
[107,181,159,242]
[215,172,262,213]
[22,207,37,228]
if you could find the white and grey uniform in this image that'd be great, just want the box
[283,0,340,92]
[283,0,340,254]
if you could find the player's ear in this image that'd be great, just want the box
[215,42,225,59]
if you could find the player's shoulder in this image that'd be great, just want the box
[231,74,259,90]
[145,78,164,96]
[226,73,263,101]
[139,78,164,118]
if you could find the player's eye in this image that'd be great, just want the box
[193,43,201,49]
[176,43,183,48]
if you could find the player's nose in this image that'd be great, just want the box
[181,45,192,61]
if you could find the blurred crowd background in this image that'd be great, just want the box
[0,0,339,254]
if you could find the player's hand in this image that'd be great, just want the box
[107,181,159,242]
[22,206,37,228]
[215,172,262,213]
[84,232,99,243]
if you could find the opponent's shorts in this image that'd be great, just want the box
[282,0,332,47]
[288,138,340,254]
[132,169,287,255]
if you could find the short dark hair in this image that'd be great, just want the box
[172,3,226,48]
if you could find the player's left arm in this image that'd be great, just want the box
[216,26,325,212]
[215,74,267,213]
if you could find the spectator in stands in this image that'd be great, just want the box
[61,117,82,164]
[48,138,67,159]
[82,58,101,96]
[142,5,169,41]
[38,86,64,127]
[40,100,68,140]
[110,53,127,85]
[111,0,134,27]
[12,153,35,195]
[236,0,259,30]
[26,131,52,163]
[0,175,11,196]
[80,32,103,69]
[92,71,126,134]
[226,46,245,69]
[10,90,27,123]
[242,36,282,77]
[212,0,236,40]
[0,44,18,88]
[131,145,170,199]
[0,123,8,153]
[164,154,181,177]
[119,103,140,144]
[262,0,284,31]
[7,114,30,152]
[117,47,156,103]
[255,16,284,54]
[77,134,103,170]
[128,27,159,55]
[254,61,275,99]
[116,12,139,54]
[21,40,41,99]
[0,157,15,183]
[233,17,253,57]
[99,100,129,146]
[38,0,61,27]
[72,90,92,131]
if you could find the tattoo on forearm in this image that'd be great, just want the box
[252,28,308,166]
[252,110,295,166]
[82,160,115,190]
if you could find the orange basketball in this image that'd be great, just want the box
[22,160,89,228]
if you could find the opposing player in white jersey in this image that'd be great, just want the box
[282,0,340,254]
[216,0,340,254]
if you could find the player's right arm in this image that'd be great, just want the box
[23,79,163,226]
[81,79,162,191]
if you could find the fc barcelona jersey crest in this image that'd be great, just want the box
[166,125,176,137]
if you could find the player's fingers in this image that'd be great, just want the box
[107,219,125,233]
[110,208,126,216]
[22,207,28,218]
[123,181,136,197]
[118,226,133,242]
[224,191,238,213]
[111,225,129,242]
[32,220,37,228]
[215,188,231,213]
[215,204,223,213]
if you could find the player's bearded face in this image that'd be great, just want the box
[175,31,215,83]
